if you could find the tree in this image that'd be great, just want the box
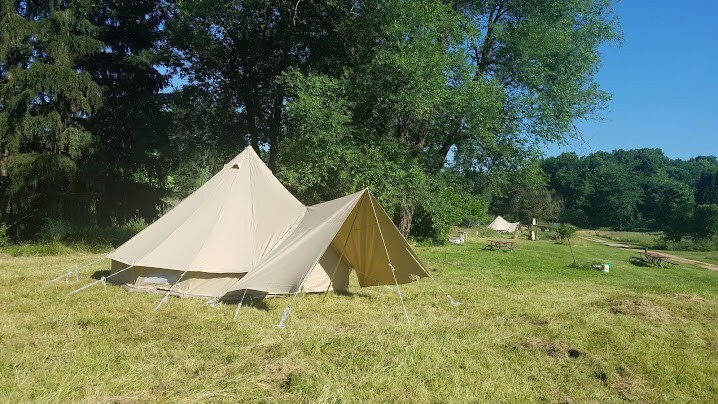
[0,0,103,236]
[691,205,718,239]
[281,0,619,239]
[557,223,578,266]
[79,0,174,226]
[166,0,352,172]
[695,170,718,205]
[492,160,564,223]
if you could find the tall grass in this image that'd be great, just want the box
[591,230,718,252]
[0,220,146,257]
[1,237,716,401]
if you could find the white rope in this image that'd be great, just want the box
[153,270,188,313]
[206,296,220,307]
[276,290,300,328]
[420,266,462,307]
[233,289,248,321]
[368,191,410,325]
[276,307,291,329]
[384,285,398,294]
[49,255,109,284]
[68,263,135,295]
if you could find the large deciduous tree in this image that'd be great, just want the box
[281,0,618,238]
[166,0,352,172]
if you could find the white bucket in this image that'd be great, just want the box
[602,264,610,273]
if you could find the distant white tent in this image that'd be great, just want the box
[487,216,520,233]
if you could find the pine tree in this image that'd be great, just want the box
[0,0,103,236]
[695,170,718,205]
[78,0,173,227]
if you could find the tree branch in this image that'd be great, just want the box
[475,0,508,79]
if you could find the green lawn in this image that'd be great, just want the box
[587,230,664,247]
[661,250,718,264]
[1,237,717,402]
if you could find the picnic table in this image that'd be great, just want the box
[485,239,515,252]
[630,249,677,268]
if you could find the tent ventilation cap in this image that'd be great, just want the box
[231,164,240,169]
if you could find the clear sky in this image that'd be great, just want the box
[545,0,718,160]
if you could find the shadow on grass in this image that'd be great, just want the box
[628,257,652,268]
[90,269,111,280]
[239,297,270,311]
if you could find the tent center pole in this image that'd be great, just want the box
[323,196,363,299]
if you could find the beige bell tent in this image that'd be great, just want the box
[487,215,520,233]
[97,146,430,304]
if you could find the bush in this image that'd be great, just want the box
[37,218,72,243]
[0,224,10,247]
[557,223,578,241]
[663,236,718,252]
[2,242,75,257]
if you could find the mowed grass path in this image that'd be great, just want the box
[1,237,717,402]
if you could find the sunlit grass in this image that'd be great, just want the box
[1,235,717,401]
[588,230,663,247]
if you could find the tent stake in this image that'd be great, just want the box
[50,255,110,283]
[153,270,188,313]
[233,289,248,320]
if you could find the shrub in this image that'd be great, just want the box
[557,223,578,241]
[0,224,10,247]
[37,218,72,243]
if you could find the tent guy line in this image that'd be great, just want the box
[369,189,411,325]
[49,255,111,284]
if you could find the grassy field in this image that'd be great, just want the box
[661,250,718,265]
[1,236,717,402]
[584,230,718,265]
[587,230,663,247]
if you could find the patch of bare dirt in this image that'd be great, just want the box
[612,366,647,401]
[522,337,582,359]
[671,293,707,303]
[609,299,672,322]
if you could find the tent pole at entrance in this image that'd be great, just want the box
[367,191,411,325]
[153,270,188,312]
[322,196,363,299]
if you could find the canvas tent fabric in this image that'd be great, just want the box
[107,147,428,301]
[487,215,520,233]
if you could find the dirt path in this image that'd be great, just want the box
[580,235,718,272]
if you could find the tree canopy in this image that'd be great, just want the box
[543,149,718,240]
[1,0,624,244]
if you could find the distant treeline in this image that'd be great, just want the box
[540,149,718,240]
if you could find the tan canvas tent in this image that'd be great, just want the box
[487,215,520,233]
[103,147,429,303]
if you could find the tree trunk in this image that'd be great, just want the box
[267,93,283,173]
[393,197,414,239]
[247,95,260,153]
[0,148,8,221]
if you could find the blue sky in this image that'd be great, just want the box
[545,0,718,160]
